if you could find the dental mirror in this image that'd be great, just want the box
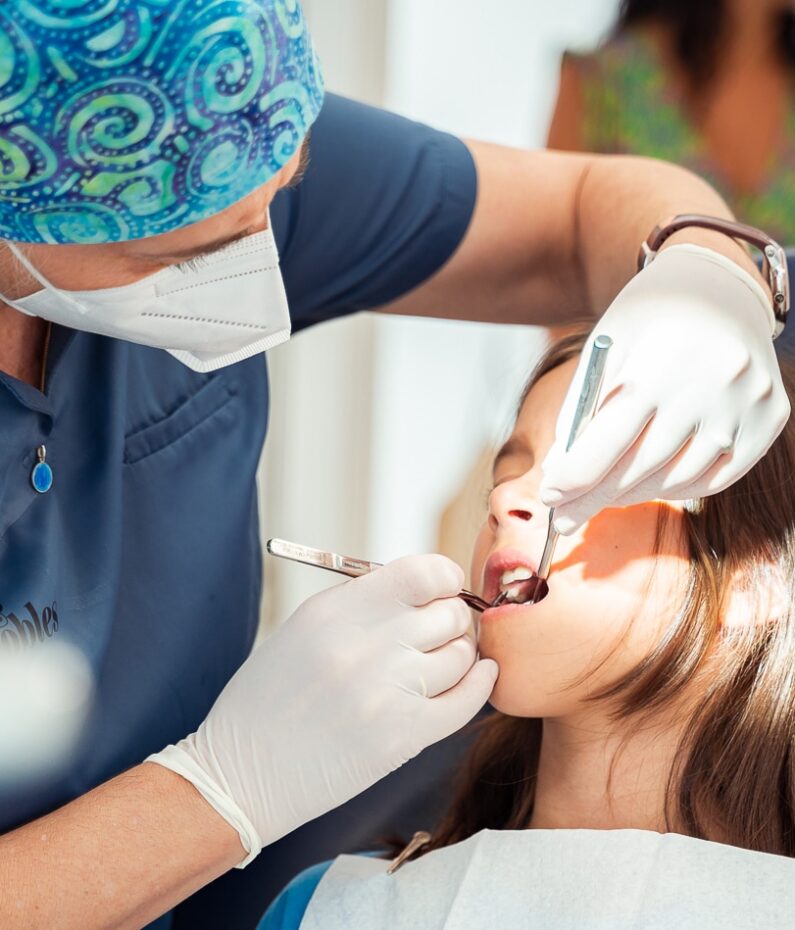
[490,576,549,608]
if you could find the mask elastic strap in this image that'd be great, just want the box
[6,242,86,313]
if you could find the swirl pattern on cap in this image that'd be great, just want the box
[0,0,324,243]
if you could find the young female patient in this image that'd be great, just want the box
[258,328,795,928]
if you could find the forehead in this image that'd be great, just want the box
[120,140,308,263]
[514,358,577,440]
[493,357,577,474]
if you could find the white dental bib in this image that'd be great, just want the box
[300,828,795,929]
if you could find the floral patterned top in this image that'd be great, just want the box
[565,31,795,245]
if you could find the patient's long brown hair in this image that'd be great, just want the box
[426,329,795,858]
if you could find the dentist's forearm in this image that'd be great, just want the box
[0,763,244,930]
[574,154,761,315]
[380,144,764,326]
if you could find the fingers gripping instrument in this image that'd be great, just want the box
[535,218,788,539]
[148,551,498,866]
[266,539,493,612]
[493,334,613,608]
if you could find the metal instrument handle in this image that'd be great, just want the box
[387,831,432,875]
[266,539,491,612]
[536,334,613,582]
[266,538,381,576]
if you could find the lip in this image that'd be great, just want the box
[482,547,539,606]
[480,599,536,622]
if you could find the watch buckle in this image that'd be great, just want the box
[762,244,790,339]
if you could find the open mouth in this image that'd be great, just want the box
[483,549,549,607]
[498,568,538,603]
[494,571,548,606]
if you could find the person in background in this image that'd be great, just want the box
[548,0,795,244]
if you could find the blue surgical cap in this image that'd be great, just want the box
[0,0,324,244]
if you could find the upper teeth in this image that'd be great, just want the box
[500,568,533,588]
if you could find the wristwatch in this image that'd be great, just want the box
[638,214,790,338]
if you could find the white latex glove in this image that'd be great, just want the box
[147,555,497,866]
[540,244,790,534]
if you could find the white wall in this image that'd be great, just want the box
[257,0,387,628]
[384,0,617,146]
[367,0,619,564]
[259,0,620,628]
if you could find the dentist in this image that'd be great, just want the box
[0,1,788,928]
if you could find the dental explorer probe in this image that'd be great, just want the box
[492,333,613,607]
[266,538,493,612]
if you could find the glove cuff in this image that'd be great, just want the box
[146,742,263,869]
[650,243,777,338]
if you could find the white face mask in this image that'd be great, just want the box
[0,225,291,374]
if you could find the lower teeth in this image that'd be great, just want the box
[500,577,548,605]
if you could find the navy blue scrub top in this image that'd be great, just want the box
[0,94,477,837]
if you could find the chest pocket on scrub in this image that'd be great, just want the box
[123,375,236,466]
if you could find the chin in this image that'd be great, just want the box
[487,684,526,716]
[485,675,566,718]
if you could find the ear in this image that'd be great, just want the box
[721,562,790,629]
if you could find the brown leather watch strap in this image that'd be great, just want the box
[638,213,790,338]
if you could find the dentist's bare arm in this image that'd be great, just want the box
[381,143,761,323]
[0,763,243,930]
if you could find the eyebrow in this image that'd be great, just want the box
[135,136,312,265]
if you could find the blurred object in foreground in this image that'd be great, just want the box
[549,0,795,245]
[0,643,94,784]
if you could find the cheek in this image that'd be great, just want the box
[470,524,492,589]
[480,505,689,717]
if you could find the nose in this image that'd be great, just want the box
[487,480,537,532]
